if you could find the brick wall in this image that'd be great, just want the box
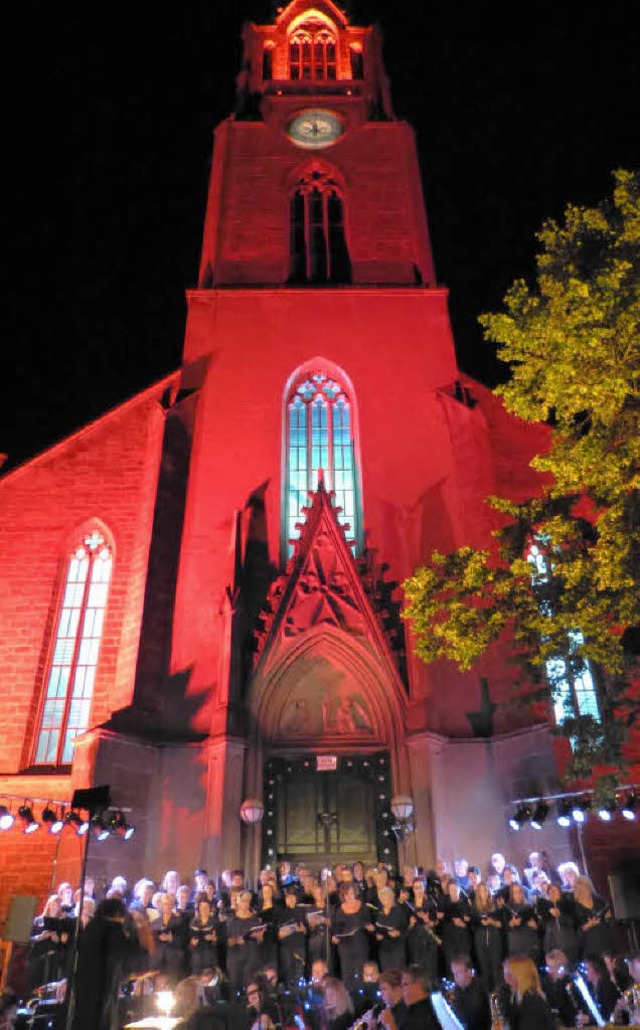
[0,376,180,922]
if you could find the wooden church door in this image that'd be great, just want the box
[262,753,397,872]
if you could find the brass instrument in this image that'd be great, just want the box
[613,981,640,1025]
[489,991,506,1030]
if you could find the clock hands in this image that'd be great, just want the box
[288,110,343,148]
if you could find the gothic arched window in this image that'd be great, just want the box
[289,25,337,81]
[286,371,359,555]
[34,530,113,765]
[289,170,351,284]
[527,541,601,728]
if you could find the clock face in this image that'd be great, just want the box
[287,109,344,149]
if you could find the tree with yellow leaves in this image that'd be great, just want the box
[403,170,639,785]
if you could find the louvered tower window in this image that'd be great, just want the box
[289,170,351,284]
[289,26,337,81]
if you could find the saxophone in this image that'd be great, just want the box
[613,981,640,1025]
[489,991,507,1030]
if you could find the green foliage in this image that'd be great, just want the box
[403,171,640,781]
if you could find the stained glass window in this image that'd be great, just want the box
[34,532,112,765]
[286,372,359,555]
[526,542,601,729]
[290,26,337,81]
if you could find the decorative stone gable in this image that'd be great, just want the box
[254,481,403,673]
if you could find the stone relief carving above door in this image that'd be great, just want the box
[277,662,374,740]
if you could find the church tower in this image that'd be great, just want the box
[0,1,571,906]
[145,0,550,877]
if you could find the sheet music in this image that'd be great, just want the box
[431,992,465,1030]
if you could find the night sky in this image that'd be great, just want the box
[3,1,638,469]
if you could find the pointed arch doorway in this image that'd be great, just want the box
[261,752,397,872]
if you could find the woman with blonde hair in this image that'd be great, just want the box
[152,892,184,983]
[226,889,265,997]
[573,875,614,957]
[28,894,66,989]
[503,955,555,1030]
[161,869,180,895]
[375,885,408,971]
[321,976,354,1030]
[471,880,503,991]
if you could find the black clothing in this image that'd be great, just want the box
[451,977,491,1030]
[540,972,578,1027]
[352,982,381,1018]
[152,913,185,982]
[440,895,472,972]
[71,915,140,1030]
[27,919,73,989]
[276,903,307,986]
[184,1001,250,1028]
[389,999,408,1026]
[406,898,440,989]
[374,903,408,971]
[256,900,280,971]
[399,995,440,1029]
[574,896,615,957]
[610,958,633,993]
[332,902,371,993]
[537,894,578,960]
[324,1013,354,1030]
[306,904,331,969]
[225,913,263,997]
[586,975,621,1021]
[189,913,220,974]
[508,990,556,1030]
[504,902,539,961]
[470,907,503,992]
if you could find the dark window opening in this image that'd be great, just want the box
[289,173,351,285]
[350,48,364,79]
[262,47,273,81]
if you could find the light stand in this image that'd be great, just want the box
[63,785,111,1030]
[324,876,332,971]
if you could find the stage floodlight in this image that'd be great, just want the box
[18,805,39,834]
[108,812,135,841]
[621,792,638,821]
[65,811,89,836]
[0,805,14,831]
[597,799,617,822]
[41,806,64,835]
[530,801,549,830]
[571,798,590,824]
[90,816,111,842]
[557,800,572,827]
[508,804,531,831]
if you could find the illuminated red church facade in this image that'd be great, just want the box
[0,0,636,915]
